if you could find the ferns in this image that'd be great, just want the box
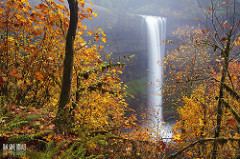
[4,119,29,131]
[8,134,33,143]
[42,141,66,159]
[1,114,43,132]
[61,142,86,159]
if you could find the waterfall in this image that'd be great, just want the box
[142,15,172,140]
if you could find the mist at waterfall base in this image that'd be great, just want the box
[142,16,173,140]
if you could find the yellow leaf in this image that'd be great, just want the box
[8,36,15,43]
[92,12,98,17]
[87,31,93,36]
[199,118,204,126]
[173,134,181,141]
[101,37,107,43]
[79,0,85,7]
[44,134,53,142]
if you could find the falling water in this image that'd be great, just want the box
[142,15,172,140]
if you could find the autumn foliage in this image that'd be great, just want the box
[0,0,169,158]
[0,0,240,158]
[0,0,145,158]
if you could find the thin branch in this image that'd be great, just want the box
[210,0,224,49]
[222,99,240,124]
[167,137,240,159]
[42,0,66,37]
[212,78,240,102]
[78,63,125,80]
[227,69,235,91]
[75,42,89,52]
[176,77,212,84]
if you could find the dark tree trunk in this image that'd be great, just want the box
[211,34,231,159]
[55,0,78,134]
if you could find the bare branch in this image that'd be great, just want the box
[167,137,240,159]
[212,78,240,102]
[222,99,240,124]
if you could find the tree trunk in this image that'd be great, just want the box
[211,34,231,159]
[55,0,78,134]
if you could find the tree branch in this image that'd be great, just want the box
[222,99,240,124]
[167,137,240,159]
[212,78,240,102]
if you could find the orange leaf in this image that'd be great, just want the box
[35,71,44,81]
[9,69,21,79]
[227,118,237,128]
[35,3,47,10]
[87,8,92,13]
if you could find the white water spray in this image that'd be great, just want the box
[143,15,172,140]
